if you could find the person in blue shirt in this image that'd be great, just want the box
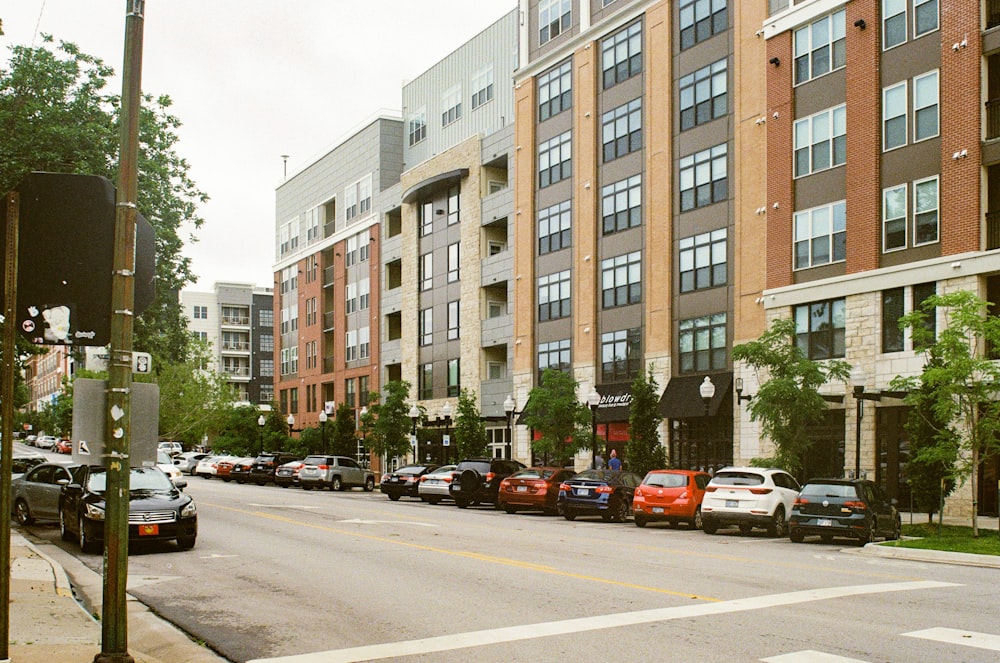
[607,449,621,471]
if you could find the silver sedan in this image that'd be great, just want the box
[11,462,77,525]
[416,464,457,504]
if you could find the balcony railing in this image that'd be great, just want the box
[221,340,250,351]
[221,315,250,326]
[987,99,1000,141]
[990,0,1000,30]
[222,366,250,377]
[987,210,1000,250]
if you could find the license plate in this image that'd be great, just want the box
[725,500,738,508]
[517,485,528,492]
[652,507,664,514]
[575,488,589,496]
[138,524,159,536]
[818,519,833,527]
[392,477,400,482]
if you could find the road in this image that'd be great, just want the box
[14,447,1000,663]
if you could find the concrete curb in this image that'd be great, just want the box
[857,541,1000,569]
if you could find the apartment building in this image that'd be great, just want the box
[23,345,73,413]
[179,282,274,406]
[761,0,999,516]
[512,0,768,468]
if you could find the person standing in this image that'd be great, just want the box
[607,449,621,471]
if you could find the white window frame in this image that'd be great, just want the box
[408,107,427,146]
[794,104,846,177]
[539,0,572,45]
[882,81,907,151]
[883,0,906,50]
[447,243,460,282]
[882,184,908,252]
[913,176,939,246]
[420,252,433,291]
[793,201,846,269]
[793,9,846,86]
[471,65,494,110]
[913,70,939,143]
[442,84,462,126]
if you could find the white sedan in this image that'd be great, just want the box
[417,465,457,505]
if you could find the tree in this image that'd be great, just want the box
[626,366,665,476]
[521,369,590,466]
[889,290,1000,536]
[329,402,357,457]
[365,381,417,461]
[732,317,851,476]
[452,388,487,459]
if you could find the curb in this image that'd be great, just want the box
[853,541,1000,569]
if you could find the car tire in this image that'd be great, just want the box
[563,508,576,521]
[611,497,629,523]
[331,476,342,492]
[302,485,312,491]
[176,535,196,550]
[789,529,804,543]
[365,477,375,492]
[502,503,517,514]
[859,520,876,546]
[767,506,786,537]
[888,516,901,541]
[426,497,440,505]
[455,498,470,508]
[279,484,289,488]
[702,521,718,535]
[388,493,400,501]
[459,470,481,496]
[692,506,703,530]
[634,514,648,528]
[820,534,833,544]
[739,524,753,536]
[79,515,98,554]
[14,499,34,526]
[60,510,73,542]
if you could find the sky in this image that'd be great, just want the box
[2,0,516,291]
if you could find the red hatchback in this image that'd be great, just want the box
[632,469,711,529]
[498,467,576,515]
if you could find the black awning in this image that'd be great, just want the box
[658,372,733,419]
[593,382,633,423]
[400,168,469,203]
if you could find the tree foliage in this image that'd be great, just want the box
[365,381,417,461]
[452,389,487,460]
[521,368,590,466]
[732,317,850,476]
[329,402,357,457]
[626,366,664,476]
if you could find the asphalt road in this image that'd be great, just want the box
[15,450,1000,663]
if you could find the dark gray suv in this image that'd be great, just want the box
[449,457,526,508]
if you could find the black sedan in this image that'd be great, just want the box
[788,478,901,545]
[558,469,643,522]
[380,464,439,501]
[59,465,198,552]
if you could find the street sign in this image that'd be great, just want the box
[443,434,450,447]
[132,351,152,374]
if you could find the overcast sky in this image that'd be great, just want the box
[2,1,515,291]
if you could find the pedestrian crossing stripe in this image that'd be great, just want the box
[904,627,1000,652]
[762,652,868,662]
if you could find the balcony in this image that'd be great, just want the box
[988,210,1000,250]
[481,312,512,348]
[988,99,1000,141]
[220,340,250,353]
[323,265,335,288]
[220,315,250,327]
[480,249,512,288]
[221,365,250,380]
[323,311,336,332]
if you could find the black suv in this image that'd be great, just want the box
[449,457,526,508]
[248,452,301,486]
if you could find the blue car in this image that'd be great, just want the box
[558,469,643,522]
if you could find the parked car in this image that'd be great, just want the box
[33,435,58,451]
[275,460,306,488]
[158,441,184,456]
[249,452,302,486]
[173,452,209,475]
[23,434,38,447]
[449,457,526,508]
[59,465,197,552]
[788,478,901,545]
[417,464,457,504]
[632,469,711,529]
[380,464,439,500]
[297,455,375,491]
[157,451,185,484]
[193,455,222,479]
[55,439,73,454]
[215,456,250,482]
[700,467,802,537]
[497,466,576,515]
[11,462,77,525]
[230,457,255,484]
[558,469,642,522]
[12,452,47,479]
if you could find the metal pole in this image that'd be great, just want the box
[506,412,512,461]
[96,3,144,661]
[854,387,863,479]
[590,406,597,470]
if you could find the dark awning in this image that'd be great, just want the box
[658,372,733,419]
[513,381,634,425]
[400,168,469,203]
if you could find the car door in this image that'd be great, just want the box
[868,483,894,535]
[339,458,362,486]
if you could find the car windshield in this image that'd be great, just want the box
[86,467,175,494]
[644,473,687,488]
[800,483,857,498]
[429,466,456,475]
[713,472,764,486]
[396,465,429,474]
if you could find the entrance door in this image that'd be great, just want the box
[979,450,999,517]
[876,406,911,507]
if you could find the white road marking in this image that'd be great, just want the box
[200,553,238,559]
[337,518,436,527]
[762,651,869,662]
[247,504,322,509]
[247,580,958,663]
[904,627,1000,652]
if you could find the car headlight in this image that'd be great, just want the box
[181,501,197,518]
[84,503,106,520]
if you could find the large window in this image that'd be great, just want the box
[793,9,845,85]
[345,176,371,222]
[447,300,459,340]
[419,201,433,237]
[680,0,727,51]
[883,283,936,353]
[885,71,939,151]
[447,243,460,282]
[602,22,642,89]
[913,71,939,142]
[679,313,727,373]
[447,186,460,225]
[539,200,572,254]
[883,82,907,151]
[539,131,572,187]
[408,108,426,146]
[602,99,642,162]
[884,0,938,49]
[602,175,641,235]
[538,270,571,321]
[419,363,433,400]
[795,299,845,360]
[447,358,460,397]
[419,307,433,346]
[679,143,727,211]
[471,65,494,110]
[539,0,572,45]
[601,251,642,309]
[538,338,571,379]
[913,176,939,245]
[601,328,641,382]
[794,201,846,269]
[538,60,572,121]
[680,228,727,292]
[883,176,939,251]
[679,59,727,131]
[442,84,462,126]
[419,252,433,291]
[794,105,846,177]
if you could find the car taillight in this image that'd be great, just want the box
[559,483,571,492]
[842,500,866,510]
[419,476,428,482]
[316,464,328,470]
[749,487,773,495]
[442,475,453,483]
[705,485,718,492]
[486,472,495,482]
[634,487,642,497]
[596,485,614,493]
[381,474,390,482]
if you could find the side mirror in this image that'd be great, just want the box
[174,479,188,490]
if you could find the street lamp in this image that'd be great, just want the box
[318,409,328,455]
[358,405,368,467]
[286,413,295,438]
[503,394,516,461]
[257,414,266,455]
[851,366,867,479]
[441,402,452,464]
[699,376,716,417]
[587,388,600,469]
[408,404,420,463]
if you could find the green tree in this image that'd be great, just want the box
[889,290,1000,536]
[329,402,357,457]
[626,366,665,476]
[210,405,265,456]
[366,381,417,461]
[453,388,487,460]
[521,368,590,466]
[732,317,851,476]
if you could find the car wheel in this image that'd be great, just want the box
[176,535,196,550]
[79,515,98,553]
[279,484,289,488]
[702,521,717,534]
[14,499,34,526]
[820,534,833,544]
[859,519,876,546]
[767,506,786,537]
[502,503,517,514]
[634,514,648,528]
[459,470,482,496]
[388,493,400,501]
[302,485,312,491]
[60,510,73,541]
[739,524,753,536]
[789,529,805,543]
[692,506,703,530]
[365,477,375,492]
[563,508,576,521]
[455,498,469,508]
[888,516,901,541]
[427,497,440,505]
[331,477,342,492]
[611,497,630,523]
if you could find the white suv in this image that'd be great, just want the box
[700,467,801,537]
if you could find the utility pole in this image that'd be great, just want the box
[96,1,144,661]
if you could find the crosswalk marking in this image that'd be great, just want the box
[904,627,1000,652]
[762,652,869,662]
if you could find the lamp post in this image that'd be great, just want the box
[850,367,867,479]
[257,415,266,455]
[318,409,328,455]
[699,376,716,416]
[286,413,295,448]
[358,405,368,467]
[441,402,452,464]
[587,388,600,469]
[503,394,516,461]
[409,404,420,463]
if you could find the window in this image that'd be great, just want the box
[472,65,494,109]
[794,105,846,177]
[259,359,274,377]
[259,334,273,352]
[447,186,460,225]
[260,384,273,404]
[539,200,572,253]
[359,326,370,359]
[487,361,506,380]
[601,328,641,382]
[305,206,321,242]
[539,131,572,188]
[420,363,434,400]
[359,376,370,406]
[679,313,727,373]
[442,84,462,126]
[419,308,433,346]
[419,201,433,237]
[602,22,642,89]
[883,184,907,251]
[305,340,316,370]
[913,71,939,142]
[793,9,845,85]
[408,108,427,146]
[679,59,727,131]
[447,358,460,397]
[601,251,642,308]
[280,266,297,294]
[680,0,727,50]
[914,0,938,37]
[346,378,356,408]
[345,176,371,222]
[538,339,571,379]
[538,60,572,121]
[420,252,433,291]
[305,297,317,326]
[359,230,370,262]
[794,201,846,269]
[602,175,641,235]
[883,283,936,352]
[359,277,370,311]
[883,177,939,251]
[259,309,273,327]
[488,301,506,318]
[193,305,207,319]
[538,270,571,321]
[345,282,357,314]
[280,346,299,375]
[883,0,906,48]
[447,300,459,340]
[913,176,939,245]
[794,299,845,360]
[347,235,359,267]
[679,143,727,211]
[193,330,207,343]
[306,255,318,282]
[602,98,642,162]
[680,228,727,291]
[447,243,460,282]
[345,329,357,362]
[883,82,907,150]
[912,282,937,346]
[280,217,299,255]
[539,0,571,45]
[345,184,357,221]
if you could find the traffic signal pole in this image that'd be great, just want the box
[96,2,145,662]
